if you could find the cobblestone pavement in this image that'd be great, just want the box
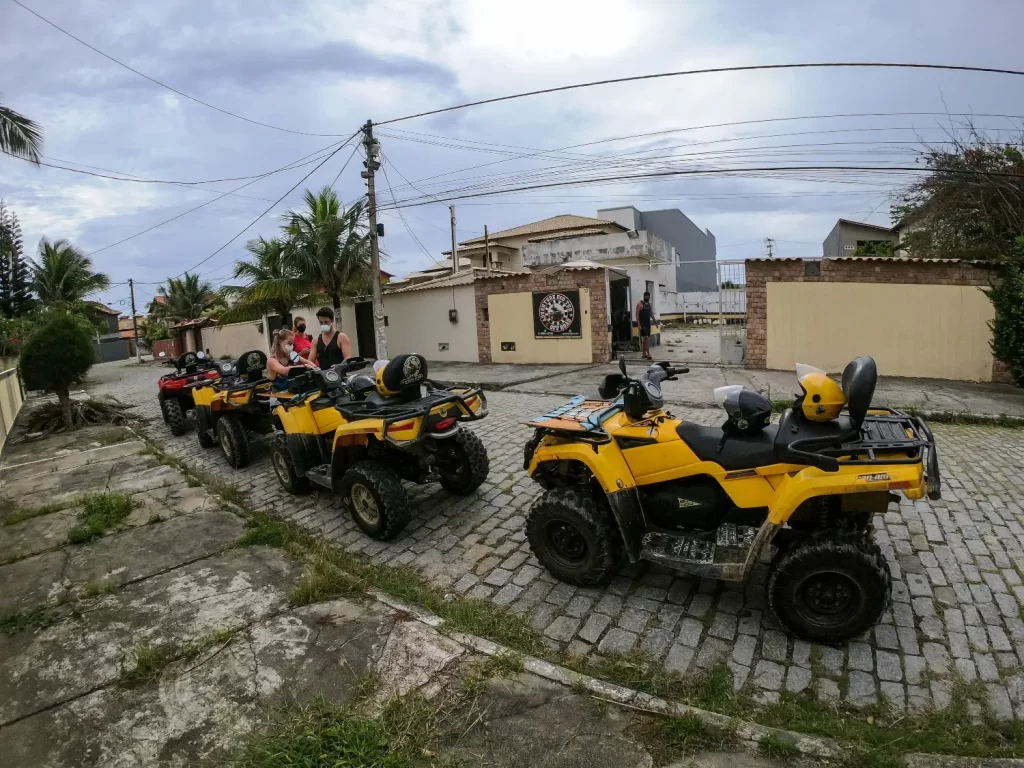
[90,361,1024,719]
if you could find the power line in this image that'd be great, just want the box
[379,161,446,271]
[174,132,359,278]
[10,0,345,138]
[84,138,351,258]
[330,144,362,190]
[377,62,1024,125]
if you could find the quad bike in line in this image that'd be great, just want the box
[156,350,220,436]
[522,357,941,642]
[191,350,290,469]
[272,353,490,540]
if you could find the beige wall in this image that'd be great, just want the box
[290,303,360,355]
[0,363,25,453]
[766,282,996,381]
[489,288,593,364]
[383,285,479,362]
[204,322,266,359]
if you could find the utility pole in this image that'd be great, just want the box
[449,205,458,276]
[484,224,490,274]
[361,120,387,359]
[128,278,141,363]
[764,237,775,259]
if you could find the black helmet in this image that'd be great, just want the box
[715,385,771,436]
[348,373,376,397]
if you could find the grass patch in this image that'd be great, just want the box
[96,427,132,446]
[3,501,68,526]
[631,712,737,763]
[227,692,451,768]
[67,492,133,544]
[0,604,61,635]
[81,581,118,598]
[462,651,524,693]
[289,546,364,605]
[758,731,800,761]
[238,513,309,550]
[902,408,1024,429]
[119,628,239,684]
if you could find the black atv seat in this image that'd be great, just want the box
[676,422,780,471]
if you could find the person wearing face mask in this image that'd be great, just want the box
[268,329,317,393]
[308,306,352,370]
[292,316,312,359]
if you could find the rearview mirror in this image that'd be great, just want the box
[599,374,626,400]
[618,357,627,376]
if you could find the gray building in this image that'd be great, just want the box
[822,218,898,257]
[597,206,717,291]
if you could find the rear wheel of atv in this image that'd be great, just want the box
[768,531,891,643]
[437,428,489,495]
[526,488,621,586]
[163,397,189,436]
[340,461,410,540]
[271,437,309,494]
[217,415,250,469]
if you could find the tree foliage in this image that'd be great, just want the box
[0,200,34,317]
[137,315,173,348]
[19,313,95,429]
[986,238,1024,387]
[893,125,1024,261]
[152,273,225,322]
[31,237,111,308]
[219,236,305,324]
[283,188,372,314]
[0,95,43,164]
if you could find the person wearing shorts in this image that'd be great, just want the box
[636,291,655,360]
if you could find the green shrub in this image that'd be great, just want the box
[19,313,95,429]
[987,244,1024,387]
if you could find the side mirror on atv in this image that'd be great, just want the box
[341,356,368,373]
[598,374,627,400]
[618,356,628,377]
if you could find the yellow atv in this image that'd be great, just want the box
[191,349,286,469]
[272,354,490,540]
[523,356,940,642]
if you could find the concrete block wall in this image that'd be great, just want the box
[744,258,1010,382]
[474,269,609,364]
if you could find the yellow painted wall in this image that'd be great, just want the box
[383,285,479,362]
[204,321,267,359]
[766,282,995,381]
[489,289,593,364]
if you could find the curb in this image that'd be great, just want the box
[432,363,601,392]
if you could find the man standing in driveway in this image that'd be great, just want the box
[636,291,656,360]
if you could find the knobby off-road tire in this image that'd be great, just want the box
[271,437,310,494]
[437,428,490,496]
[340,461,411,540]
[195,406,216,448]
[163,397,189,436]
[217,414,250,469]
[526,487,622,586]
[768,530,891,643]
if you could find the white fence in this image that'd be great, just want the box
[0,360,25,453]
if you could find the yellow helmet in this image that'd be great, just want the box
[374,354,428,398]
[796,363,846,422]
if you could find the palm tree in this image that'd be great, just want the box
[153,273,224,322]
[0,95,43,164]
[31,238,110,306]
[218,236,307,324]
[284,188,372,315]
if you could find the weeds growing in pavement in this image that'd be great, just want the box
[631,711,738,762]
[81,581,118,598]
[118,628,239,685]
[757,731,801,761]
[67,492,133,544]
[462,651,524,694]
[0,604,61,635]
[3,501,69,525]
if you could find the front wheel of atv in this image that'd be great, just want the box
[163,397,189,436]
[526,488,622,586]
[271,437,309,494]
[217,415,250,469]
[339,461,411,540]
[437,428,489,495]
[768,531,891,643]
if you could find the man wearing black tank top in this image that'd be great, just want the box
[308,306,352,369]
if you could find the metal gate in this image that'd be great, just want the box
[716,260,747,365]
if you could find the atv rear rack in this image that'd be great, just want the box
[335,387,487,445]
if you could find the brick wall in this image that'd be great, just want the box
[744,258,1011,382]
[474,269,609,363]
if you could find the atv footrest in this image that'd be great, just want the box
[641,524,758,580]
[305,464,333,490]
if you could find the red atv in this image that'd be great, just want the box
[157,351,221,436]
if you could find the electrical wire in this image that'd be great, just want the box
[174,133,359,277]
[379,161,447,271]
[84,138,353,258]
[377,62,1024,125]
[10,0,346,137]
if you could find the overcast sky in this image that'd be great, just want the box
[2,0,1024,311]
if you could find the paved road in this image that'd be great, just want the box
[89,360,1024,720]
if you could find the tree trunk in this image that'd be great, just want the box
[332,294,341,329]
[57,384,73,430]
